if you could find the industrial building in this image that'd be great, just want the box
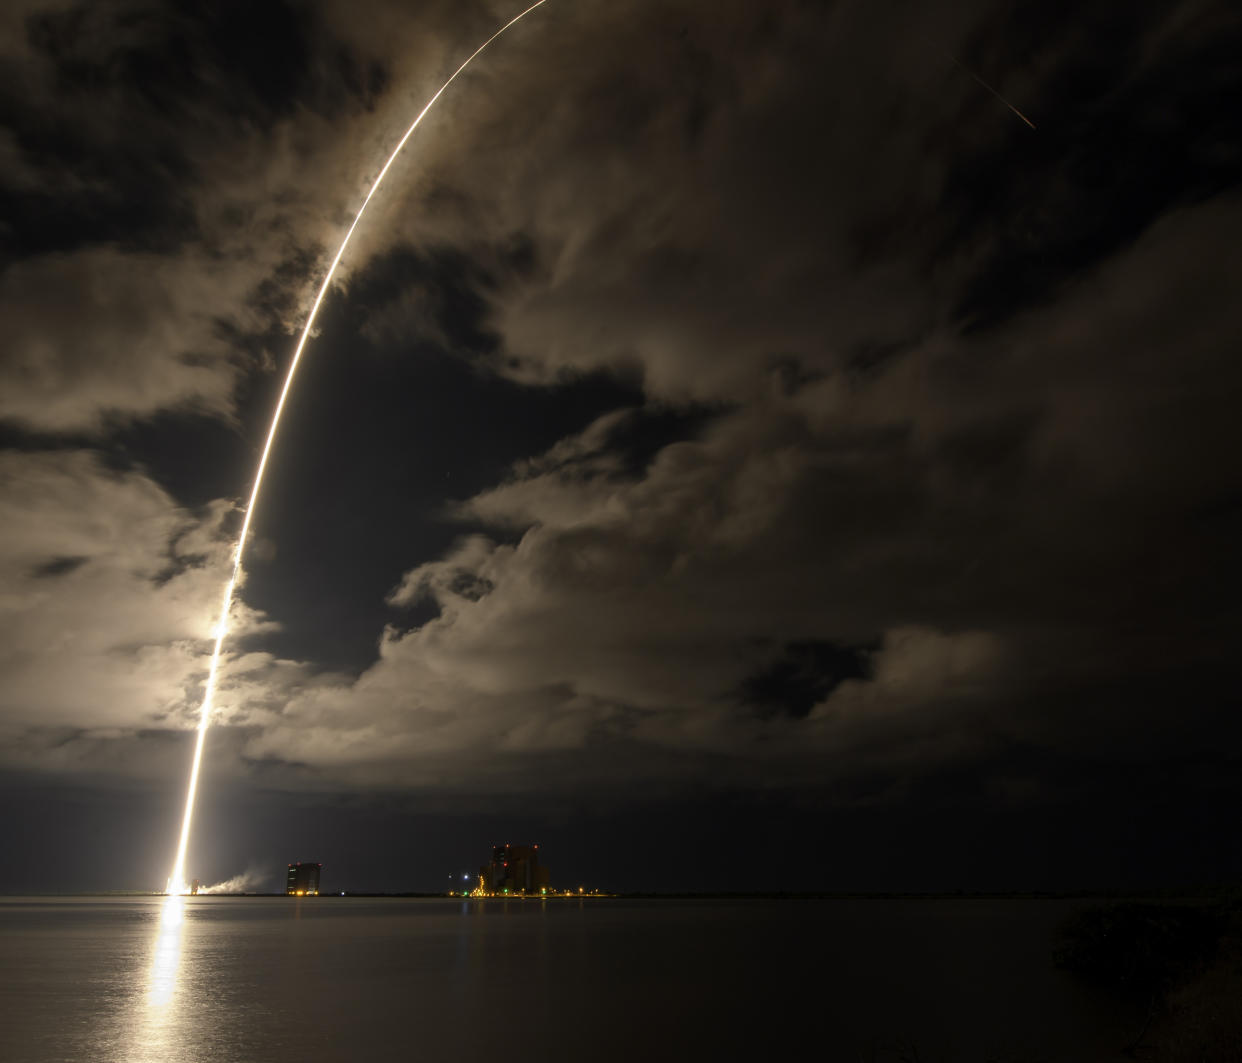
[286,861,321,896]
[477,843,550,895]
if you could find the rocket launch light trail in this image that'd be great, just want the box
[164,0,551,895]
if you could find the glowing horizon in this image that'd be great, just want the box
[164,0,552,896]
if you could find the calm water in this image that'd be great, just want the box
[1,896,1140,1062]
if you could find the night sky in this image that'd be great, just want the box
[2,0,1240,894]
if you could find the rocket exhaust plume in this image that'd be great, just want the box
[163,0,552,895]
[198,868,266,894]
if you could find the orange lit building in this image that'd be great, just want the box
[286,861,321,896]
[479,844,549,894]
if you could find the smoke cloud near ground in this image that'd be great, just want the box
[198,868,270,895]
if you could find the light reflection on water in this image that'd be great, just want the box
[0,896,1141,1063]
[124,893,187,1062]
[146,895,184,1010]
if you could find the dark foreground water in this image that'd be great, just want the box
[1,895,1142,1062]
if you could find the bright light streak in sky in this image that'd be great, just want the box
[164,0,552,896]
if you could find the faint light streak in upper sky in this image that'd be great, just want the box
[164,0,552,896]
[952,55,1037,130]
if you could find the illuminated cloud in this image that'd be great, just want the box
[0,451,289,767]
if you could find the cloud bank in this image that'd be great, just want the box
[1,0,1239,827]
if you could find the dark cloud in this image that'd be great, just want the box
[0,0,426,431]
[1,0,375,259]
[28,554,89,579]
[947,0,1242,328]
[740,640,874,720]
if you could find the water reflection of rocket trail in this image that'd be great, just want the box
[147,895,185,1010]
[163,0,552,897]
[126,895,187,1063]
